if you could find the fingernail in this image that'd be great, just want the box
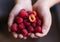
[42,28,46,33]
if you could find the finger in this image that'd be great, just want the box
[28,33,38,38]
[37,6,52,37]
[30,33,35,38]
[8,4,24,32]
[30,33,38,38]
[35,33,43,37]
[23,37,27,39]
[33,36,38,38]
[8,13,14,32]
[18,34,23,39]
[12,32,18,38]
[28,33,31,36]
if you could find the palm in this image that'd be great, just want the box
[8,0,32,38]
[33,2,52,37]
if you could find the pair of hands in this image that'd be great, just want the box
[8,0,60,38]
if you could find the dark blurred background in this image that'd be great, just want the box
[0,0,60,42]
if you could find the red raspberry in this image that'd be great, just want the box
[31,11,37,16]
[18,23,25,30]
[15,17,23,24]
[35,26,42,33]
[36,17,41,26]
[28,26,34,32]
[23,14,28,19]
[29,14,36,22]
[22,29,28,36]
[18,9,27,17]
[27,11,32,15]
[11,23,17,32]
[32,22,36,27]
[16,30,20,34]
[24,20,30,26]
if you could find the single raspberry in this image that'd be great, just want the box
[28,26,34,32]
[15,17,23,24]
[18,23,25,30]
[32,22,36,27]
[29,14,36,22]
[16,29,21,34]
[22,29,28,36]
[23,11,29,19]
[23,14,28,19]
[18,9,27,17]
[35,26,42,33]
[31,11,37,16]
[11,23,17,32]
[27,11,32,15]
[24,20,30,26]
[36,17,41,26]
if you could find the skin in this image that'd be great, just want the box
[33,0,60,37]
[8,0,60,38]
[8,0,32,38]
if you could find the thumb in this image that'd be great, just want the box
[36,6,52,37]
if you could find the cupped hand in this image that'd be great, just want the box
[8,0,32,38]
[32,0,52,37]
[33,0,60,37]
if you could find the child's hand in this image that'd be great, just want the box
[8,0,32,38]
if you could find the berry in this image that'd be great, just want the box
[18,9,27,17]
[36,17,41,26]
[11,23,17,32]
[29,14,36,22]
[35,26,42,33]
[23,15,28,19]
[24,20,30,26]
[27,11,32,15]
[16,29,21,34]
[18,23,25,30]
[31,11,37,16]
[10,9,43,38]
[15,17,23,24]
[28,26,34,32]
[32,22,36,27]
[22,29,28,36]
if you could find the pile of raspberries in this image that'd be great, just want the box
[11,9,42,39]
